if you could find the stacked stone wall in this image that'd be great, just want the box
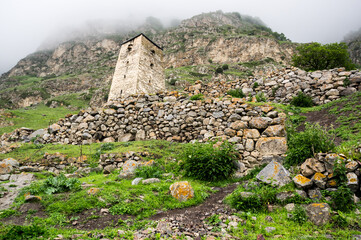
[42,94,287,169]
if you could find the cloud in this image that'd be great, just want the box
[1,0,361,74]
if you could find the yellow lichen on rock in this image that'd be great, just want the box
[169,181,194,202]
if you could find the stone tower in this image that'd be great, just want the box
[108,33,165,101]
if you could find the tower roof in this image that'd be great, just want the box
[121,33,163,50]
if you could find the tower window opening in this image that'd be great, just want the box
[151,50,155,55]
[150,63,154,68]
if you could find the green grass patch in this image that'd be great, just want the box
[0,104,79,135]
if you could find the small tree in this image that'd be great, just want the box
[292,42,355,71]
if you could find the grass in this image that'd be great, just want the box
[0,104,79,135]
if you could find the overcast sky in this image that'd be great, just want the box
[1,0,361,75]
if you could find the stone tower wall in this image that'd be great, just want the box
[108,35,165,101]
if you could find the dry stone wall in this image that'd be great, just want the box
[185,67,361,105]
[42,93,287,169]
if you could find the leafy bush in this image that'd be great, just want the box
[222,64,229,70]
[292,42,356,71]
[23,174,81,195]
[227,88,245,98]
[285,123,335,166]
[255,92,267,102]
[190,94,204,100]
[290,92,313,107]
[181,141,238,181]
[215,67,223,74]
[290,205,308,224]
[328,185,355,212]
[135,165,164,179]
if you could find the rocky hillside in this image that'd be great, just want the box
[0,11,296,109]
[344,28,361,66]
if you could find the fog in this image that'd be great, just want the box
[1,0,361,75]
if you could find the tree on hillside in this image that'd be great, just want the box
[292,42,356,71]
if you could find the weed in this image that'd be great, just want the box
[227,88,245,98]
[253,82,259,89]
[190,94,204,101]
[290,92,314,107]
[290,205,308,224]
[255,92,267,102]
[135,165,164,179]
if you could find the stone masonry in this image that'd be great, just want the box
[108,33,165,101]
[42,93,287,169]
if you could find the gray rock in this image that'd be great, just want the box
[276,192,295,201]
[212,111,224,119]
[0,174,10,181]
[293,174,313,189]
[132,178,143,185]
[19,166,39,172]
[308,189,322,200]
[347,172,358,192]
[118,133,132,142]
[103,165,116,174]
[256,160,291,187]
[305,203,331,226]
[265,227,276,233]
[284,203,295,212]
[142,178,160,184]
[28,129,46,139]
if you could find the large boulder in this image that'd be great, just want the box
[305,203,331,226]
[256,160,291,187]
[169,181,194,202]
[255,137,287,155]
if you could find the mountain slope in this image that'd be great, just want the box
[0,11,296,109]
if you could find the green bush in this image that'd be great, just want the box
[222,64,229,70]
[215,67,223,74]
[290,92,313,107]
[135,165,164,179]
[255,92,267,102]
[181,141,238,181]
[23,174,81,195]
[328,185,355,212]
[190,94,204,100]
[292,42,356,71]
[227,88,245,98]
[285,123,335,166]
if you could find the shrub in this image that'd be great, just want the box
[227,88,245,98]
[285,123,335,166]
[215,67,223,74]
[168,79,177,86]
[292,42,356,71]
[222,64,229,70]
[135,165,164,179]
[190,94,204,100]
[181,141,238,181]
[328,185,355,212]
[252,82,259,89]
[23,174,81,195]
[255,92,267,102]
[290,92,313,107]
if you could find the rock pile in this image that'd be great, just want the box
[185,67,361,105]
[293,153,361,197]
